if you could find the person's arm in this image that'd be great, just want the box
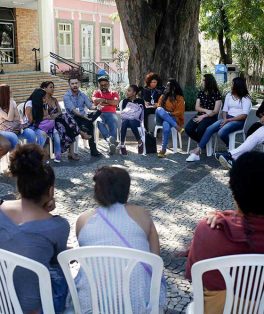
[195,98,211,115]
[157,96,163,108]
[25,106,33,124]
[225,97,251,123]
[84,94,93,110]
[101,92,119,107]
[0,99,16,121]
[172,96,185,127]
[76,210,95,238]
[148,219,160,255]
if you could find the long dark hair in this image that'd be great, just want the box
[25,88,46,125]
[0,84,10,113]
[40,81,54,89]
[161,78,183,107]
[232,77,249,99]
[203,74,220,95]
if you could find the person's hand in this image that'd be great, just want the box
[97,104,103,111]
[193,115,206,123]
[145,102,153,108]
[206,211,220,229]
[204,109,213,115]
[220,119,229,127]
[43,198,56,212]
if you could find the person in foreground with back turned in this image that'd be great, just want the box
[0,144,70,313]
[65,166,166,313]
[186,151,264,314]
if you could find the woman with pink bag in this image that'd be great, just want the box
[23,88,62,162]
[119,85,145,155]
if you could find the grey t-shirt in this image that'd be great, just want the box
[0,210,70,312]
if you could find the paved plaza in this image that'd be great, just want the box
[0,136,234,313]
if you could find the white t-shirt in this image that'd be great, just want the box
[22,100,32,124]
[223,93,251,117]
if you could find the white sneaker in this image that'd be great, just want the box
[186,153,200,162]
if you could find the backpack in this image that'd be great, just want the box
[121,101,143,121]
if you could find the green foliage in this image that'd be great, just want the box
[183,86,199,111]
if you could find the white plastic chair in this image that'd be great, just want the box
[58,246,164,314]
[154,125,182,153]
[186,254,264,314]
[119,100,146,155]
[0,248,55,314]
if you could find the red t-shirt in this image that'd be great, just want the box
[92,90,119,113]
[186,210,264,290]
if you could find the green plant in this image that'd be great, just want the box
[183,86,199,111]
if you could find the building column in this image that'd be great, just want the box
[38,0,54,72]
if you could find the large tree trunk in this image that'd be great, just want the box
[115,0,200,88]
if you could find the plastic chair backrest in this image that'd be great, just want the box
[58,246,163,314]
[119,100,124,112]
[191,254,264,314]
[244,107,257,134]
[0,248,55,314]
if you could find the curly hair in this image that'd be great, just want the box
[144,72,162,87]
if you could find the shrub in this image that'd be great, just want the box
[183,86,199,111]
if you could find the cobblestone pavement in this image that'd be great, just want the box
[0,136,234,313]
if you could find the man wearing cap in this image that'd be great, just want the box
[64,77,101,157]
[92,76,119,154]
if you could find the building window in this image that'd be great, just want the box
[0,8,15,64]
[58,23,73,59]
[101,26,112,60]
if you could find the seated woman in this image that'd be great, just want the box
[155,78,185,158]
[185,74,222,162]
[0,144,70,313]
[70,166,166,313]
[41,81,87,161]
[120,85,145,155]
[189,77,252,160]
[142,72,164,131]
[0,84,37,149]
[216,100,264,169]
[24,88,62,162]
[186,151,264,314]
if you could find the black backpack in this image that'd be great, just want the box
[145,132,157,154]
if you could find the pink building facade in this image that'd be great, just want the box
[53,0,127,69]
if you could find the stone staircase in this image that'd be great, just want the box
[0,72,69,104]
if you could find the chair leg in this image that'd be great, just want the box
[187,137,191,154]
[138,127,146,155]
[154,127,159,138]
[49,137,54,159]
[206,137,213,157]
[171,128,178,153]
[228,134,236,151]
[178,132,182,150]
[74,136,79,154]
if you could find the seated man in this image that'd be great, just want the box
[64,78,101,157]
[216,100,264,169]
[92,76,119,155]
[0,135,11,158]
[186,151,264,314]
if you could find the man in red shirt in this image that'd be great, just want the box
[92,76,119,154]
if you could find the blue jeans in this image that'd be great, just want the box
[121,119,141,143]
[156,107,177,151]
[97,112,118,140]
[0,128,37,149]
[53,129,61,159]
[199,117,245,149]
[29,126,47,147]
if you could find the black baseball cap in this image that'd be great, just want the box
[98,75,109,82]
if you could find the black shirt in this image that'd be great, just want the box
[142,87,164,104]
[197,90,222,112]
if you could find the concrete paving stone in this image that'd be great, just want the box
[0,137,235,313]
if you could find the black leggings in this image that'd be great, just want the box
[185,115,217,143]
